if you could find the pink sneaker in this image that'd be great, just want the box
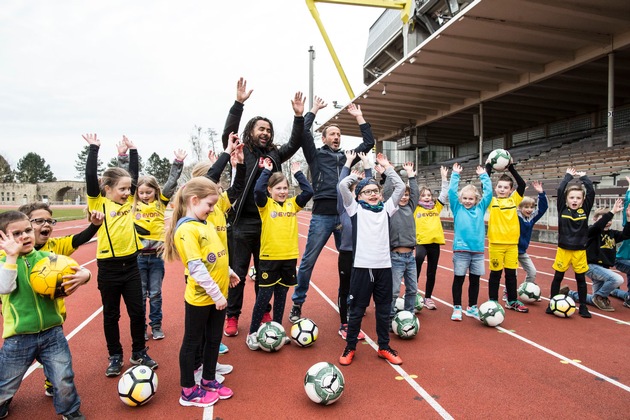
[224,317,238,337]
[179,385,219,407]
[261,312,272,325]
[201,379,233,400]
[357,329,366,340]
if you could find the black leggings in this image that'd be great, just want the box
[452,274,480,307]
[416,244,440,298]
[551,270,587,302]
[248,284,289,334]
[337,251,353,325]
[488,268,518,301]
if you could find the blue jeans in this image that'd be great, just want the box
[0,326,81,415]
[292,214,341,305]
[390,251,418,318]
[568,264,624,304]
[138,253,165,329]
[615,259,630,288]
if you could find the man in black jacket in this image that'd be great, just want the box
[222,78,305,336]
[289,97,375,322]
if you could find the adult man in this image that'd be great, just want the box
[289,97,375,322]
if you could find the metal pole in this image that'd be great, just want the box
[308,46,315,115]
[478,103,484,165]
[607,53,614,148]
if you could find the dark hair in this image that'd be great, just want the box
[498,174,514,188]
[242,117,274,151]
[0,211,29,233]
[18,202,52,217]
[267,172,288,190]
[322,124,340,137]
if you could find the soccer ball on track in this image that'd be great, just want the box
[290,318,319,348]
[118,365,158,407]
[478,300,506,327]
[486,148,512,171]
[304,362,345,405]
[549,294,576,318]
[257,321,287,352]
[391,310,420,339]
[30,253,79,299]
[517,282,541,303]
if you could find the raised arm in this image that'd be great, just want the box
[437,166,449,204]
[478,166,493,209]
[292,162,313,208]
[557,168,576,212]
[507,163,526,197]
[162,149,187,200]
[222,77,251,146]
[406,163,419,206]
[580,172,595,213]
[124,136,139,195]
[302,96,327,166]
[253,158,273,207]
[347,103,375,158]
[83,133,101,197]
[278,92,306,163]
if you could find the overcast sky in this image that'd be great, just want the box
[0,1,383,180]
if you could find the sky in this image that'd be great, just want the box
[0,1,384,180]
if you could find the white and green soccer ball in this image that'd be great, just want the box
[248,265,256,281]
[478,300,506,327]
[414,293,424,313]
[256,321,287,352]
[517,282,541,303]
[394,297,405,312]
[391,310,420,339]
[486,148,512,171]
[304,362,345,405]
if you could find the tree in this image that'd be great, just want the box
[107,154,143,174]
[189,126,221,163]
[75,145,104,179]
[0,154,14,182]
[145,152,171,184]
[16,152,56,183]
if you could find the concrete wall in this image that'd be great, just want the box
[0,181,86,205]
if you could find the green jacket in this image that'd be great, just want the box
[1,250,64,338]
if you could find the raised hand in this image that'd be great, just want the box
[374,163,385,175]
[358,152,372,169]
[475,165,485,175]
[452,163,462,174]
[174,149,188,162]
[262,157,273,171]
[566,167,576,177]
[376,153,390,168]
[312,96,328,114]
[0,230,21,258]
[290,161,302,175]
[208,150,218,165]
[236,77,253,103]
[531,180,544,193]
[344,150,356,167]
[116,140,128,155]
[575,170,586,177]
[612,197,624,214]
[403,162,416,178]
[225,132,240,154]
[291,91,305,116]
[82,133,100,147]
[231,143,244,165]
[440,166,449,180]
[351,169,364,179]
[122,135,136,150]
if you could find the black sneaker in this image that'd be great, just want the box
[62,410,85,420]
[288,304,302,323]
[545,306,554,315]
[579,304,592,318]
[130,347,158,370]
[0,398,11,419]
[105,354,124,377]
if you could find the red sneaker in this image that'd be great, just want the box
[224,317,238,337]
[377,347,403,365]
[260,312,272,325]
[339,347,355,366]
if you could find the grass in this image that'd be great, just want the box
[0,206,87,221]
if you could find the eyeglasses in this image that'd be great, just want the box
[360,188,380,196]
[30,218,57,226]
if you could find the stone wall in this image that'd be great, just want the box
[0,181,86,205]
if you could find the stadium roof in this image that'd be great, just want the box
[325,0,630,146]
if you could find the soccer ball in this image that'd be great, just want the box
[30,254,79,299]
[517,282,541,303]
[248,265,256,281]
[118,365,158,407]
[478,300,506,327]
[391,310,420,339]
[304,362,345,405]
[394,297,405,312]
[486,148,512,171]
[414,293,424,313]
[257,321,287,352]
[549,294,576,318]
[290,318,319,348]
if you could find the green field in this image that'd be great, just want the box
[0,206,86,221]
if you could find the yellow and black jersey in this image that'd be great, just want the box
[258,196,303,260]
[174,220,229,306]
[414,201,445,245]
[88,195,142,259]
[38,235,76,256]
[487,193,523,245]
[206,192,231,250]
[134,193,169,241]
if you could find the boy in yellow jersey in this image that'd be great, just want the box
[485,160,529,312]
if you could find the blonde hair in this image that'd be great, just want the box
[134,175,163,213]
[163,177,219,262]
[192,161,212,179]
[565,184,585,199]
[418,186,434,202]
[519,196,536,208]
[458,184,481,205]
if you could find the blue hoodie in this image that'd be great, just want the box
[448,172,492,252]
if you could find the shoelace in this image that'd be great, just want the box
[342,348,354,356]
[383,348,398,356]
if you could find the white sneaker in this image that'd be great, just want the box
[216,362,233,375]
[246,333,260,351]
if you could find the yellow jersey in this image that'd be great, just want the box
[414,201,446,245]
[88,195,142,259]
[258,197,303,260]
[487,192,524,245]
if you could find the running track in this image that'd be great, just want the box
[2,213,629,419]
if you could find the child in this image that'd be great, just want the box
[485,160,529,312]
[18,201,103,397]
[163,177,239,407]
[0,211,91,420]
[502,180,547,301]
[414,166,449,310]
[562,199,630,311]
[336,150,370,340]
[245,159,313,350]
[338,153,405,366]
[547,167,595,318]
[611,176,630,307]
[83,133,158,376]
[380,162,419,322]
[133,148,187,341]
[449,163,493,321]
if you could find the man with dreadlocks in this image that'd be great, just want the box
[221,77,305,337]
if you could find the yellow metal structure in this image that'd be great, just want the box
[305,0,412,99]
